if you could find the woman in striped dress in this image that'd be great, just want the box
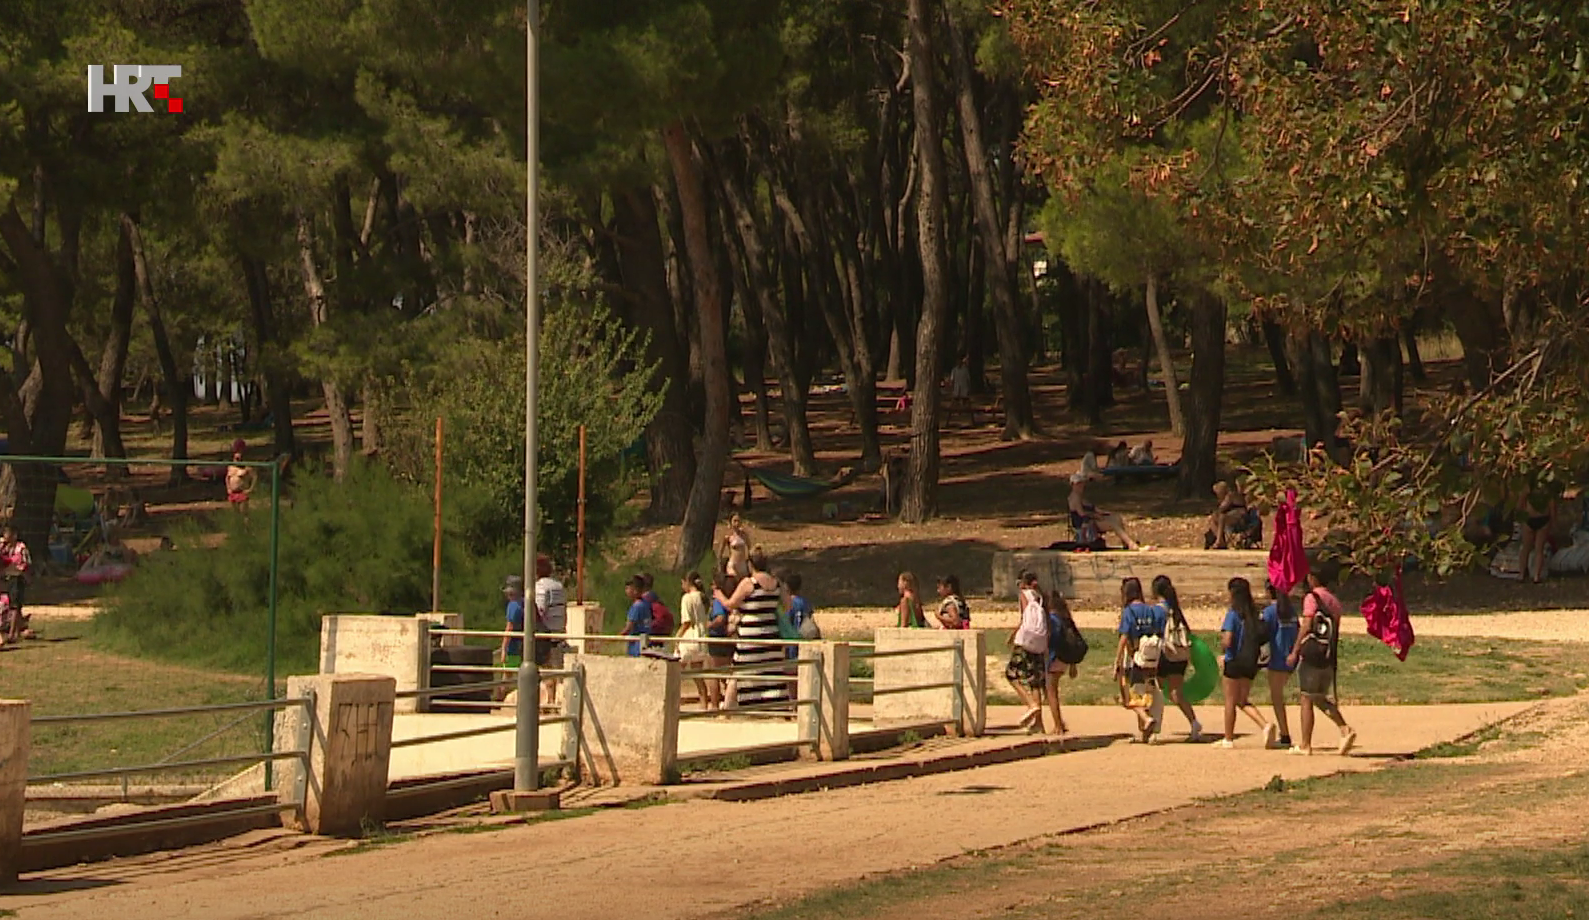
[718,546,790,708]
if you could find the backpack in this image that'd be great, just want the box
[1126,604,1162,669]
[1049,612,1089,665]
[649,598,674,636]
[1161,608,1191,663]
[1301,592,1337,667]
[1230,612,1270,679]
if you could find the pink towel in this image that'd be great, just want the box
[1267,488,1309,593]
[1361,569,1415,661]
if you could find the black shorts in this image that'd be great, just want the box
[1156,658,1189,678]
[533,638,562,667]
[1127,665,1159,685]
[1223,659,1258,681]
[1526,515,1551,531]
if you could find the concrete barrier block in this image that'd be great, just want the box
[278,674,395,837]
[992,549,1269,602]
[816,642,851,761]
[415,612,463,647]
[566,654,678,785]
[955,630,987,737]
[319,615,428,713]
[0,699,28,885]
[872,629,978,731]
[564,603,605,654]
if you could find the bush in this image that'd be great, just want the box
[98,462,516,675]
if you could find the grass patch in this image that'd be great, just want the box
[681,754,754,775]
[1418,721,1508,759]
[997,629,1589,707]
[743,853,1028,920]
[1313,843,1589,919]
[1,621,269,781]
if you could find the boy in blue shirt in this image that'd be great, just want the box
[498,576,526,669]
[620,576,652,657]
[785,572,813,660]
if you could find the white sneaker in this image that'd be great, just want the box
[1338,729,1358,756]
[1263,722,1280,748]
[1287,745,1311,755]
[1212,739,1235,749]
[1188,720,1203,743]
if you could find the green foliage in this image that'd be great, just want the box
[98,462,516,675]
[387,300,663,562]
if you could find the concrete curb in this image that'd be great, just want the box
[667,735,1068,803]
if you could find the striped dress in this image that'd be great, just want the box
[733,576,790,707]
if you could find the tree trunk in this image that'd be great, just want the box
[1402,320,1427,382]
[121,213,190,483]
[361,385,383,454]
[1359,335,1403,414]
[664,123,733,571]
[964,244,986,392]
[241,254,297,458]
[1084,277,1112,426]
[295,211,354,480]
[1143,274,1184,436]
[1290,326,1342,455]
[1261,318,1298,395]
[900,0,952,523]
[87,217,137,468]
[945,9,1035,438]
[718,152,818,475]
[1176,292,1226,500]
[1337,340,1360,377]
[612,188,695,522]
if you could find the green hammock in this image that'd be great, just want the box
[748,465,860,500]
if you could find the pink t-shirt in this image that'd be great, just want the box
[1303,586,1342,622]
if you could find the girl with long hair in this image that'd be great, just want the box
[1150,575,1203,742]
[1114,576,1166,744]
[1261,580,1300,748]
[1216,577,1276,749]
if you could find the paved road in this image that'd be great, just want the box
[7,701,1530,920]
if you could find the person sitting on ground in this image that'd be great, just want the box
[895,571,926,627]
[1204,481,1250,550]
[1108,440,1133,468]
[934,574,970,629]
[1128,440,1156,467]
[1068,468,1145,551]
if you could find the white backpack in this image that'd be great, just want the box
[1161,610,1191,663]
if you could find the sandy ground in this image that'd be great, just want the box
[5,700,1530,920]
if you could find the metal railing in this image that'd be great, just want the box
[23,695,316,845]
[387,665,585,780]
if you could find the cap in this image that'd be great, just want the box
[503,575,525,593]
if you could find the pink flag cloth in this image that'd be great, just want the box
[1267,488,1309,593]
[1361,569,1415,661]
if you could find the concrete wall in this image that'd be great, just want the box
[992,549,1269,602]
[566,654,679,785]
[564,603,604,654]
[1,699,28,884]
[319,615,430,713]
[415,612,463,647]
[277,674,395,837]
[871,629,984,736]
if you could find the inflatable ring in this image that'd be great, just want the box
[1182,633,1220,704]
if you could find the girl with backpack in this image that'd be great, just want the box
[1217,577,1278,749]
[1261,580,1301,748]
[1114,577,1165,744]
[1150,575,1203,743]
[1005,571,1050,732]
[1286,560,1357,755]
[1044,590,1086,737]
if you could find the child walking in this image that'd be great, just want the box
[1288,560,1357,755]
[1216,577,1277,749]
[1006,572,1050,732]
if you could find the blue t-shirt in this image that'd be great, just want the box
[625,598,652,657]
[505,599,525,656]
[787,595,814,630]
[1220,608,1243,663]
[1262,603,1300,672]
[1117,602,1166,641]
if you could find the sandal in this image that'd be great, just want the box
[1018,707,1041,729]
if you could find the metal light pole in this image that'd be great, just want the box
[515,0,542,795]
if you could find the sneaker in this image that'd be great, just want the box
[1212,739,1235,749]
[1338,729,1358,756]
[1188,720,1204,743]
[1263,722,1280,748]
[1287,745,1311,755]
[1144,721,1161,744]
[1278,735,1293,748]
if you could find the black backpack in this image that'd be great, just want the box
[1049,612,1089,665]
[1301,592,1337,667]
[1229,612,1270,679]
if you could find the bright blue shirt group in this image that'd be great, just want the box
[1218,603,1300,670]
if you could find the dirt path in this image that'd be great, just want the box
[730,694,1589,920]
[6,701,1528,920]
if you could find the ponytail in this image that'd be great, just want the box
[1152,574,1186,628]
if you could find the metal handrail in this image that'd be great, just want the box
[391,723,517,750]
[678,697,817,720]
[31,697,311,726]
[30,749,308,785]
[871,681,960,697]
[535,632,803,649]
[395,679,515,700]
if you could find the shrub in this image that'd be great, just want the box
[98,461,515,675]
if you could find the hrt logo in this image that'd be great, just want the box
[87,65,183,113]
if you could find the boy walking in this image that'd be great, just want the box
[1287,560,1357,755]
